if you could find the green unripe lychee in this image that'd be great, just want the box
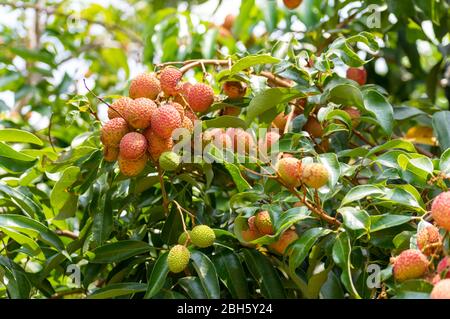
[178,231,192,245]
[431,191,450,231]
[159,151,180,171]
[190,225,215,248]
[392,249,429,282]
[301,163,329,189]
[430,279,450,299]
[254,211,274,235]
[167,245,190,273]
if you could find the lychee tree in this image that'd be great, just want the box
[0,0,449,300]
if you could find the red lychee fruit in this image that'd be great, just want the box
[159,67,183,96]
[213,132,233,150]
[343,107,361,127]
[258,131,280,153]
[144,128,174,161]
[241,216,262,242]
[431,191,450,231]
[187,83,214,113]
[276,157,302,188]
[226,128,255,154]
[108,97,133,119]
[129,73,161,100]
[184,109,198,123]
[151,103,182,139]
[103,145,119,162]
[301,163,330,189]
[272,112,288,130]
[118,153,148,177]
[392,249,429,282]
[303,117,323,138]
[437,257,450,279]
[268,230,299,255]
[283,0,303,10]
[101,117,129,146]
[173,82,192,107]
[123,98,157,129]
[430,279,450,299]
[346,67,367,86]
[181,117,194,133]
[222,106,241,116]
[171,102,185,120]
[417,225,442,256]
[254,211,274,235]
[223,81,247,100]
[119,132,148,160]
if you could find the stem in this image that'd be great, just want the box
[50,288,85,299]
[157,166,169,217]
[55,229,78,240]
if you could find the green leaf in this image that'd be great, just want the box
[440,148,450,174]
[218,54,280,80]
[362,90,394,136]
[190,251,220,299]
[327,84,363,108]
[0,129,43,145]
[367,139,416,157]
[88,283,147,299]
[50,166,80,213]
[213,250,249,299]
[0,142,36,162]
[178,277,208,299]
[0,256,31,299]
[340,185,384,206]
[338,207,371,237]
[91,240,152,263]
[202,116,247,129]
[0,184,42,218]
[224,162,252,193]
[145,252,169,299]
[370,214,412,233]
[432,111,450,151]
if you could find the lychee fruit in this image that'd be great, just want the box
[173,82,192,107]
[187,83,215,112]
[184,109,198,123]
[123,98,157,129]
[283,0,303,10]
[160,67,183,96]
[346,67,367,86]
[254,211,274,235]
[108,97,133,119]
[223,81,247,100]
[276,157,302,188]
[430,279,450,299]
[272,112,288,130]
[301,163,330,189]
[143,128,174,161]
[190,225,215,248]
[103,145,119,162]
[167,244,190,273]
[213,132,233,150]
[258,131,280,154]
[118,153,148,177]
[181,117,194,133]
[159,151,180,171]
[417,225,442,256]
[431,191,450,231]
[101,117,129,146]
[178,231,192,245]
[241,229,261,242]
[437,257,450,279]
[303,117,323,138]
[226,128,255,154]
[222,106,240,116]
[151,103,182,139]
[268,230,299,255]
[392,249,429,282]
[119,132,148,160]
[171,102,185,120]
[343,107,361,127]
[129,73,161,100]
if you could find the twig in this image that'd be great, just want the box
[48,112,56,153]
[50,288,85,299]
[55,229,78,240]
[157,166,169,217]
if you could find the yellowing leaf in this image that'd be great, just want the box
[404,126,437,146]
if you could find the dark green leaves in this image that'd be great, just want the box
[91,241,152,263]
[432,111,450,151]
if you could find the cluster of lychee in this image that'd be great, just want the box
[100,67,216,176]
[391,191,450,299]
[277,158,330,190]
[167,225,216,273]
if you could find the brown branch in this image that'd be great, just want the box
[55,229,78,240]
[260,71,294,88]
[50,288,85,299]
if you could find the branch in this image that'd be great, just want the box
[55,230,78,240]
[157,166,170,217]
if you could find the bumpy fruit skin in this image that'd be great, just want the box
[346,67,367,86]
[172,102,185,119]
[258,131,280,154]
[184,109,198,123]
[178,231,192,245]
[174,82,192,107]
[119,132,148,160]
[181,117,194,133]
[226,128,255,154]
[143,128,174,161]
[101,117,129,146]
[276,157,302,188]
[303,117,323,138]
[129,73,161,100]
[118,153,148,177]
[108,97,133,119]
[213,132,233,150]
[160,67,183,96]
[268,230,299,255]
[187,83,215,112]
[254,211,274,235]
[123,98,156,129]
[159,151,180,171]
[302,163,330,189]
[151,104,182,139]
[167,245,190,273]
[343,107,361,127]
[392,249,429,282]
[417,225,442,256]
[431,191,450,231]
[283,0,303,10]
[430,279,450,299]
[223,81,247,100]
[103,145,119,162]
[437,257,450,279]
[272,112,287,130]
[241,229,261,242]
[190,225,216,248]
